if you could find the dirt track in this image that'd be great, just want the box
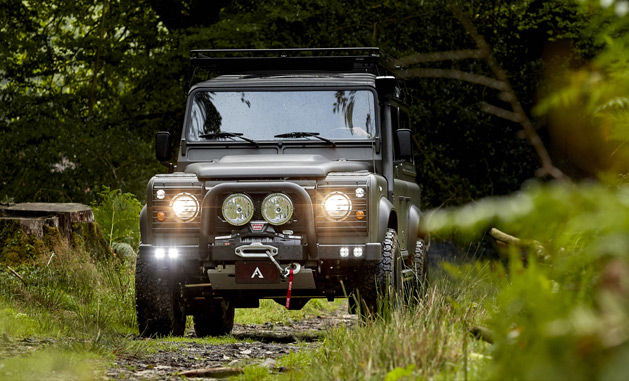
[106,303,356,379]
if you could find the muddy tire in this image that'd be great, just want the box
[193,299,235,337]
[135,257,186,337]
[353,228,401,316]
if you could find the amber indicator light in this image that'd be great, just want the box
[157,211,166,222]
[356,210,366,220]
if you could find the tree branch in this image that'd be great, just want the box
[7,266,27,287]
[480,102,521,123]
[449,4,565,180]
[399,49,486,65]
[397,68,507,91]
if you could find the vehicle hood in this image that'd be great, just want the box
[184,154,369,179]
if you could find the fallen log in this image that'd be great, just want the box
[489,227,549,262]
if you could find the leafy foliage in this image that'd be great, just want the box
[534,1,629,179]
[426,181,629,380]
[91,187,142,249]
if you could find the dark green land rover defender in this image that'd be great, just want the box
[136,48,427,337]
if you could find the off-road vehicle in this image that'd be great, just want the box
[135,48,427,337]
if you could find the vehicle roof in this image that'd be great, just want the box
[189,72,377,92]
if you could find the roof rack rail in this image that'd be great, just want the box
[187,47,403,87]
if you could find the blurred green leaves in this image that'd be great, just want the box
[428,180,629,379]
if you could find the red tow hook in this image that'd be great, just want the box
[285,269,294,309]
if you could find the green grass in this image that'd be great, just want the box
[0,347,104,380]
[235,265,496,380]
[236,298,344,325]
[0,238,141,378]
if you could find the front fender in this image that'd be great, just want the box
[139,205,150,244]
[377,197,395,243]
[407,205,423,253]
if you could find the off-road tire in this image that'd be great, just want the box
[135,257,186,337]
[193,299,235,337]
[410,239,428,300]
[354,228,402,316]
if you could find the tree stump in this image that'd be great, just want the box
[1,203,94,241]
[0,203,110,265]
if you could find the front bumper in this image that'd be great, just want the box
[138,242,382,262]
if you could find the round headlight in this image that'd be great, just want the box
[262,193,293,225]
[170,193,199,222]
[222,193,254,226]
[322,191,352,220]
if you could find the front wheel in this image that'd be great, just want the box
[193,298,235,337]
[353,228,402,316]
[135,257,186,337]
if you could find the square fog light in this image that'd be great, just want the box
[353,247,364,258]
[168,248,179,259]
[155,248,165,259]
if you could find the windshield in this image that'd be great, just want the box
[186,90,376,141]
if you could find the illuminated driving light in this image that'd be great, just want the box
[355,187,365,198]
[222,193,254,226]
[353,247,364,258]
[155,248,165,259]
[156,189,166,200]
[168,248,179,259]
[340,247,350,257]
[262,193,293,225]
[322,192,352,221]
[170,192,199,222]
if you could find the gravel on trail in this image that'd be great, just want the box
[106,304,356,379]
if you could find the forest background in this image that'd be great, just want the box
[3,0,623,208]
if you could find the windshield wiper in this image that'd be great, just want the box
[274,132,336,147]
[198,132,259,147]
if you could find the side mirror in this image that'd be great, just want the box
[395,129,413,162]
[156,131,173,162]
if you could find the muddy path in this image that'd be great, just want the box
[106,303,356,379]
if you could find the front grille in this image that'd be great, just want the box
[315,183,368,236]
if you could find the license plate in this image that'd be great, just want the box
[235,262,280,284]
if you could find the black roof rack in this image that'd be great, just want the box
[188,47,403,87]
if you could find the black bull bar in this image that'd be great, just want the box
[198,182,317,260]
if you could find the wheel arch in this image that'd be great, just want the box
[140,204,151,245]
[377,196,397,242]
[407,204,424,254]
